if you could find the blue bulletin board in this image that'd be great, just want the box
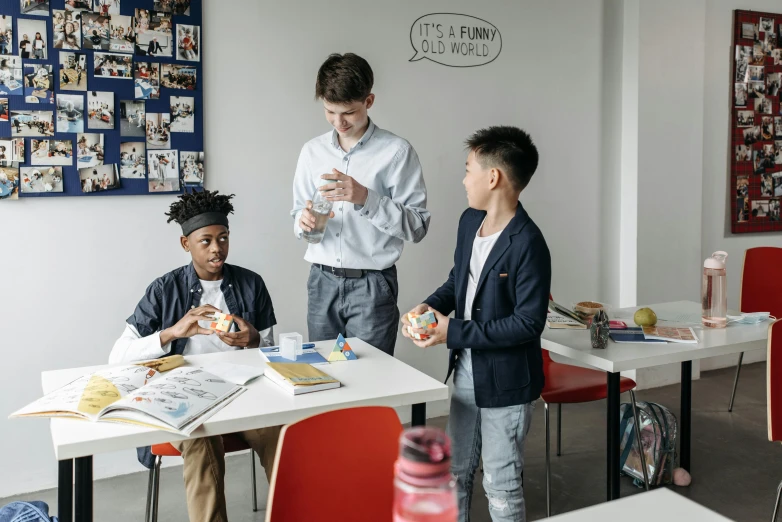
[0,0,203,200]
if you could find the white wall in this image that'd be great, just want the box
[700,0,782,372]
[0,0,609,497]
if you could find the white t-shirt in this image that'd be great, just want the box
[456,222,503,378]
[183,279,238,356]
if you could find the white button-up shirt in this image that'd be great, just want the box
[291,121,430,270]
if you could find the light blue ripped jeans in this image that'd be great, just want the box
[447,366,535,522]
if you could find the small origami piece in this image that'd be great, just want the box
[209,313,234,333]
[328,333,357,362]
[407,311,437,340]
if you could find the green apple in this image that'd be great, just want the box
[634,307,658,326]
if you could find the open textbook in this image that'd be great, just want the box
[10,365,245,436]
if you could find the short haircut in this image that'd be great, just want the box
[465,126,539,191]
[165,189,234,225]
[315,53,374,104]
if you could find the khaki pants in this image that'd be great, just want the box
[171,426,281,522]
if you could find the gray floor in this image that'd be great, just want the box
[2,362,779,521]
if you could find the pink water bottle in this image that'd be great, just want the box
[702,251,728,328]
[393,426,457,522]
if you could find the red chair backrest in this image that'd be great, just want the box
[767,320,782,442]
[266,406,403,522]
[742,247,782,318]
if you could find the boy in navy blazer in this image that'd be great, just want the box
[403,126,551,522]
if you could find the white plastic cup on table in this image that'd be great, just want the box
[279,332,301,361]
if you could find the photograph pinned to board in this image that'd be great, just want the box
[31,139,73,166]
[137,32,171,58]
[0,138,17,164]
[82,13,110,51]
[79,163,119,193]
[736,58,748,82]
[762,173,775,197]
[176,25,199,61]
[768,73,781,96]
[742,22,758,40]
[737,197,749,222]
[776,117,782,138]
[13,138,24,162]
[109,15,133,53]
[0,164,19,200]
[162,0,190,15]
[170,96,194,133]
[148,149,178,192]
[736,144,751,162]
[11,110,54,137]
[776,141,782,165]
[76,133,104,168]
[0,98,7,121]
[134,62,159,99]
[749,81,766,98]
[17,18,48,60]
[65,1,93,13]
[59,52,87,91]
[752,200,770,218]
[161,64,196,90]
[146,112,170,149]
[21,0,50,16]
[180,151,203,190]
[735,83,747,107]
[762,116,775,140]
[20,166,63,193]
[752,42,766,64]
[23,64,53,103]
[0,56,23,96]
[119,141,145,178]
[135,9,172,57]
[53,9,81,50]
[737,176,749,198]
[737,110,754,127]
[764,32,778,55]
[0,16,12,56]
[93,0,120,15]
[87,91,114,130]
[773,49,782,66]
[93,52,132,79]
[760,17,775,33]
[776,173,782,197]
[743,125,761,146]
[754,147,775,174]
[120,99,145,137]
[770,199,781,221]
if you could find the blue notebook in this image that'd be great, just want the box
[260,345,329,365]
[609,328,668,344]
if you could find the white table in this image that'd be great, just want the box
[43,338,449,522]
[547,489,732,521]
[542,301,769,501]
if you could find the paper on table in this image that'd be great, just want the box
[199,362,264,385]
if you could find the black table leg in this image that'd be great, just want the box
[681,361,692,471]
[607,372,620,501]
[74,456,92,522]
[58,459,73,522]
[412,403,426,426]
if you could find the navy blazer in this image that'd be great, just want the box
[424,203,551,408]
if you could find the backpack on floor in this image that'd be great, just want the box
[618,401,678,487]
[0,501,58,522]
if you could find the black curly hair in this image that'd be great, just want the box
[165,189,235,225]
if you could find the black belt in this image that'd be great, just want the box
[315,264,376,278]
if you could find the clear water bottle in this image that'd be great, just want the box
[702,251,728,328]
[393,427,457,522]
[301,183,332,244]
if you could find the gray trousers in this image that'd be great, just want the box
[307,264,399,355]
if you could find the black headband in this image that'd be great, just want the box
[181,212,229,237]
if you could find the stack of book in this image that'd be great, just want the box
[264,362,340,395]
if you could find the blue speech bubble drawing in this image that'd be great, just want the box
[410,13,502,68]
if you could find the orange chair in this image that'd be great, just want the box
[766,320,782,520]
[541,294,648,516]
[729,247,782,412]
[145,434,259,522]
[265,406,403,522]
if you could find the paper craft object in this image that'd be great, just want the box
[407,311,437,340]
[328,333,357,362]
[209,313,234,333]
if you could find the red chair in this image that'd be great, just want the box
[145,434,259,522]
[541,295,648,516]
[766,320,782,520]
[729,247,782,412]
[265,406,403,522]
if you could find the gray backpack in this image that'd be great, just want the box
[618,401,678,487]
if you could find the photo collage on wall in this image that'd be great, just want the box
[0,0,203,201]
[731,10,782,232]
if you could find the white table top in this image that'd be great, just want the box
[548,489,731,521]
[543,301,769,373]
[42,338,449,460]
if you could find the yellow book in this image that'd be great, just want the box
[264,363,340,395]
